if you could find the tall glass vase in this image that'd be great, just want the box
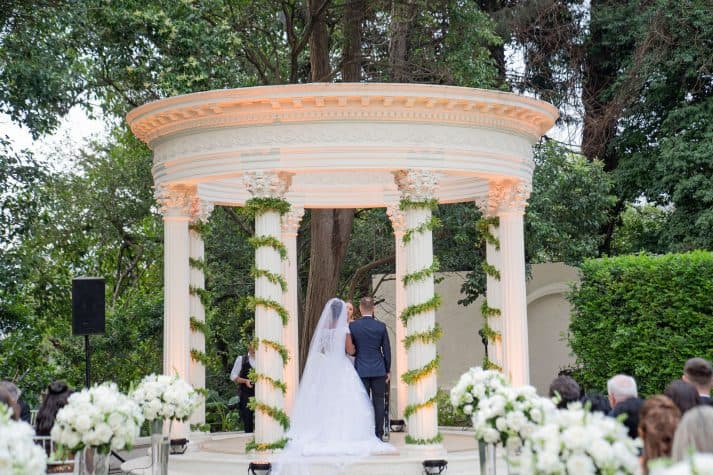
[73,446,110,475]
[150,419,170,475]
[478,440,497,475]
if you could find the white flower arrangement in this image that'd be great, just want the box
[0,403,48,475]
[450,366,555,448]
[50,382,144,454]
[517,403,640,475]
[131,374,200,422]
[650,454,713,475]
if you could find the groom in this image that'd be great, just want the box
[349,296,391,439]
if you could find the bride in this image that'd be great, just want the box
[277,298,395,463]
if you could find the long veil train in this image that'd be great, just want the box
[274,298,395,473]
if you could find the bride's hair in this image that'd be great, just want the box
[330,299,343,320]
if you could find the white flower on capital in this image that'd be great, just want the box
[50,382,143,454]
[0,404,48,475]
[516,404,639,475]
[131,374,200,423]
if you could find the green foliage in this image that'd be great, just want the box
[248,236,287,260]
[611,204,670,255]
[250,267,287,292]
[249,399,290,431]
[246,297,289,326]
[436,388,470,427]
[403,324,443,350]
[244,197,291,217]
[245,437,290,452]
[204,391,241,433]
[405,433,444,445]
[404,394,438,419]
[402,216,442,244]
[568,251,713,396]
[402,355,441,385]
[402,259,440,286]
[400,295,443,325]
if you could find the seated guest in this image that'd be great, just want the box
[0,380,30,422]
[664,380,700,414]
[549,375,581,409]
[682,357,713,404]
[608,374,639,412]
[0,386,20,420]
[581,392,612,414]
[671,405,713,460]
[35,381,72,436]
[638,395,681,475]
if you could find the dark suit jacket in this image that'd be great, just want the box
[349,316,391,378]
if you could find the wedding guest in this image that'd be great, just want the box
[230,342,256,433]
[671,405,713,460]
[664,380,700,414]
[607,374,638,411]
[346,301,356,322]
[638,395,681,475]
[549,375,581,409]
[0,386,20,420]
[0,380,30,422]
[682,357,713,404]
[581,392,612,414]
[35,381,72,436]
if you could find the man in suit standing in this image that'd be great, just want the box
[349,297,391,440]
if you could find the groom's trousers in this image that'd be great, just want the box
[360,376,386,438]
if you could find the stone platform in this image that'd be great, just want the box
[121,428,507,474]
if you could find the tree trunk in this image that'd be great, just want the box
[388,0,417,82]
[299,0,359,373]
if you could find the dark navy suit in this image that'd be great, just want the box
[349,315,391,438]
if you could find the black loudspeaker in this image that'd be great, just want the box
[72,277,106,336]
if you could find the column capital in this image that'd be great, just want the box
[393,169,440,201]
[281,206,305,235]
[192,200,214,224]
[243,171,292,198]
[386,204,407,234]
[155,184,199,218]
[476,180,531,216]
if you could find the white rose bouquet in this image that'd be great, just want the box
[50,382,144,454]
[131,374,200,422]
[0,403,48,475]
[650,454,713,475]
[472,384,556,449]
[450,366,509,419]
[517,403,639,474]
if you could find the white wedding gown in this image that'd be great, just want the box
[274,298,395,473]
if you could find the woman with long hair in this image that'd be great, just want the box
[35,381,72,436]
[638,395,681,475]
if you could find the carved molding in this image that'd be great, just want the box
[155,184,200,218]
[477,180,531,216]
[386,205,407,234]
[281,207,305,235]
[394,169,440,201]
[243,171,292,198]
[193,200,214,223]
[127,83,559,145]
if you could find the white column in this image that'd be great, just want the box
[394,170,441,447]
[386,205,408,421]
[188,201,213,428]
[281,207,304,416]
[156,184,198,439]
[244,171,292,447]
[495,181,531,386]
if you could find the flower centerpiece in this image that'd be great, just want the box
[450,366,509,419]
[51,382,143,475]
[130,374,200,475]
[0,403,48,475]
[517,403,640,474]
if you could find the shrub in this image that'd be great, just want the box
[568,251,713,396]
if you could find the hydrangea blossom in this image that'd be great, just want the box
[0,404,48,475]
[131,374,200,422]
[50,382,143,454]
[517,403,640,474]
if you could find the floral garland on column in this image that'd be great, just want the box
[243,196,291,452]
[476,215,503,371]
[399,198,444,445]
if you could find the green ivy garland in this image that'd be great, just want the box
[189,316,209,336]
[245,437,290,452]
[477,215,503,370]
[245,196,292,450]
[398,197,443,444]
[405,433,444,445]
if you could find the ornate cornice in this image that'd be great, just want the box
[127,83,559,145]
[476,180,531,216]
[386,204,407,234]
[281,207,304,235]
[243,171,292,198]
[394,169,440,201]
[155,184,200,218]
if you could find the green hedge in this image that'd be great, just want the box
[568,251,713,396]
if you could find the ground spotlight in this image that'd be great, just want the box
[170,438,188,454]
[389,419,405,432]
[248,461,272,475]
[422,459,448,474]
